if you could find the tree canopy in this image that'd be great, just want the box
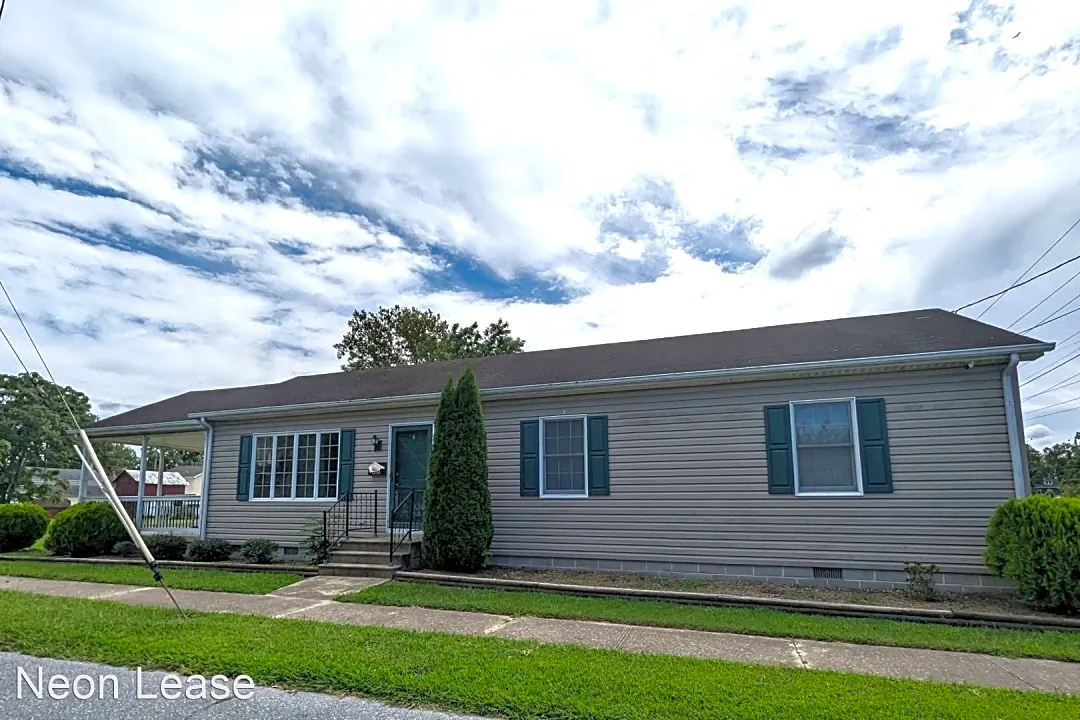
[146,447,203,470]
[334,305,525,371]
[1028,433,1080,496]
[0,372,137,503]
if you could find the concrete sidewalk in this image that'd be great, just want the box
[2,574,1079,695]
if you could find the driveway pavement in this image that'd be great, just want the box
[0,652,488,720]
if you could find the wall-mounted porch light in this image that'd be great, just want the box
[372,434,383,452]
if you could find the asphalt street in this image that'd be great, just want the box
[0,652,488,720]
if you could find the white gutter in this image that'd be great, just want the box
[191,342,1056,421]
[82,420,204,437]
[196,417,214,540]
[1001,353,1028,499]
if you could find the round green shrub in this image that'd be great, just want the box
[239,538,277,564]
[145,533,189,561]
[0,503,50,552]
[985,495,1080,613]
[112,540,139,557]
[187,538,233,562]
[44,502,127,557]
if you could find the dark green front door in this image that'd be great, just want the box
[391,425,431,529]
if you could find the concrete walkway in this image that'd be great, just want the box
[2,575,1079,695]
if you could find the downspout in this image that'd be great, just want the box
[1001,353,1028,498]
[197,417,214,540]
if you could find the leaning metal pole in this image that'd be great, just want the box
[73,431,187,618]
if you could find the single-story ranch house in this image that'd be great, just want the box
[84,308,1052,591]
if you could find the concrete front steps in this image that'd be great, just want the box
[318,534,419,578]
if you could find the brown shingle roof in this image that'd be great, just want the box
[87,308,1047,429]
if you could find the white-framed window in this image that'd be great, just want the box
[251,430,341,501]
[790,399,863,496]
[539,416,588,497]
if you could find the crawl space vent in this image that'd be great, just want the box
[812,567,843,580]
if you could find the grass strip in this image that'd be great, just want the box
[0,559,300,594]
[338,580,1080,662]
[0,590,1075,719]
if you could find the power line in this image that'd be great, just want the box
[1020,345,1080,387]
[969,215,1080,318]
[0,280,82,428]
[1019,283,1080,332]
[0,275,187,618]
[1026,368,1080,400]
[1007,266,1080,329]
[1026,394,1080,416]
[955,248,1080,314]
[1058,327,1080,347]
[1027,398,1080,421]
[1021,304,1080,335]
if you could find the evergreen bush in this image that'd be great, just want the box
[44,502,127,557]
[0,503,50,552]
[422,369,494,572]
[239,538,277,564]
[112,540,139,557]
[187,538,233,562]
[985,495,1080,613]
[145,533,189,561]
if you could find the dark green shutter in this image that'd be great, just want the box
[236,434,253,501]
[763,405,794,494]
[587,415,610,496]
[520,420,540,497]
[338,429,356,497]
[856,398,893,493]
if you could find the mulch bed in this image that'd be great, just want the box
[467,567,1052,618]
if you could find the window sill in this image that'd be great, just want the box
[794,490,864,497]
[247,498,338,503]
[539,493,589,499]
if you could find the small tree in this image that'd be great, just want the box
[422,369,494,571]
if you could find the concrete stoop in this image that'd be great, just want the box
[318,534,420,579]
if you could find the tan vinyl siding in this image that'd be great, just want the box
[205,365,1013,573]
[206,408,434,544]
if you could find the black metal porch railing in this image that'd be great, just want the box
[389,489,423,566]
[323,490,379,547]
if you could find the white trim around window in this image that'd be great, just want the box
[250,429,341,502]
[789,398,864,497]
[538,415,589,498]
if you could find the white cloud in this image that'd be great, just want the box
[1025,423,1053,446]
[0,0,1079,440]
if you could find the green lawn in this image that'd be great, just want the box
[0,591,1074,719]
[0,560,300,594]
[338,581,1080,662]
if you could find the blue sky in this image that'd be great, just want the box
[1,1,1080,446]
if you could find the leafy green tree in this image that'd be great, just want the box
[144,447,202,471]
[422,369,494,572]
[1027,433,1080,496]
[96,443,139,478]
[334,305,525,371]
[0,372,87,502]
[0,372,136,502]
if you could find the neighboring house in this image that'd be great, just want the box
[166,465,204,495]
[28,468,103,512]
[113,469,189,496]
[83,309,1053,591]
